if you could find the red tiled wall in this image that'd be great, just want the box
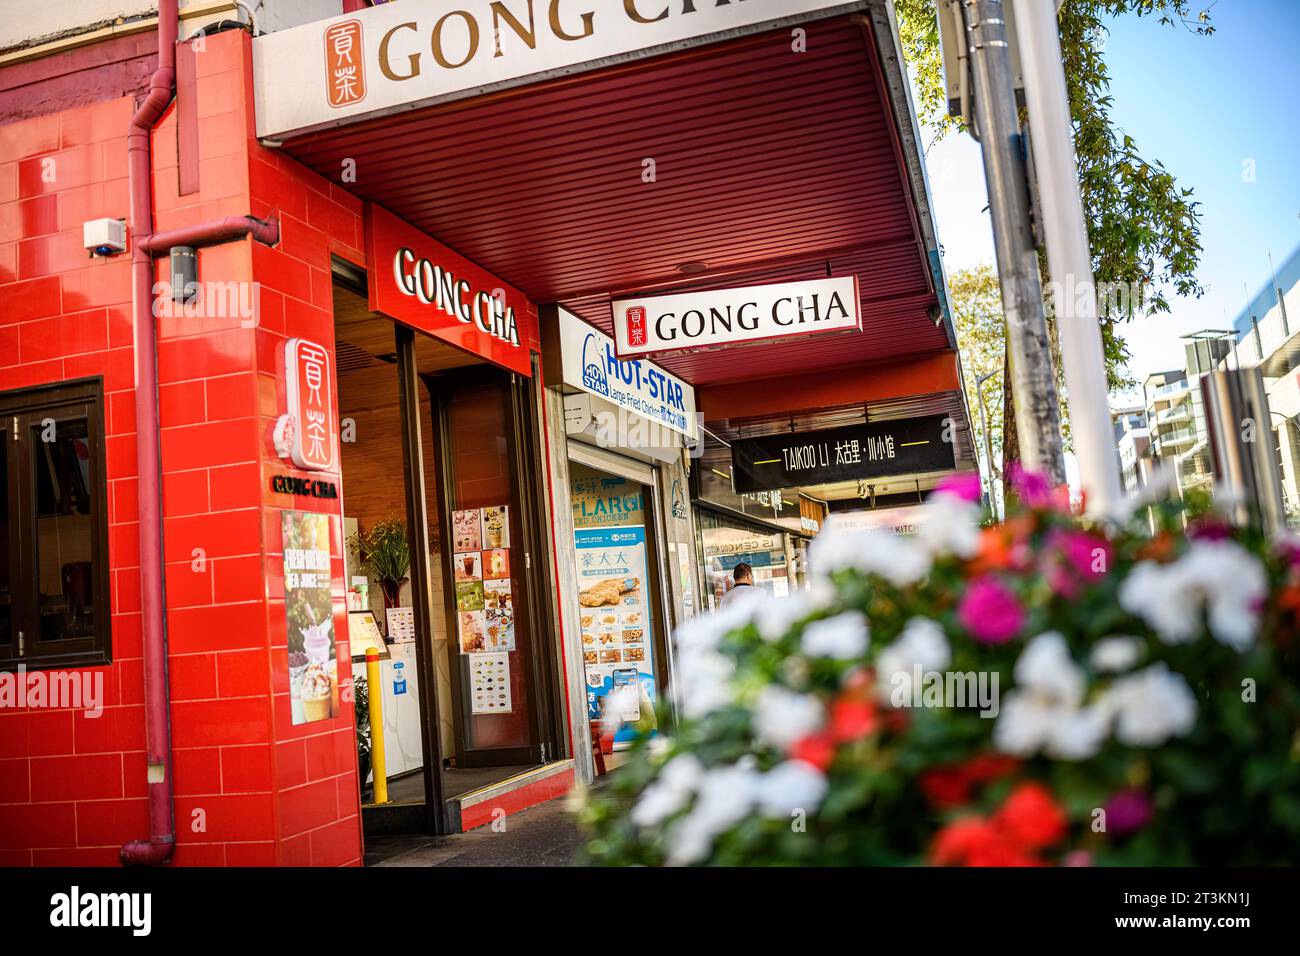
[0,95,145,867]
[0,29,363,866]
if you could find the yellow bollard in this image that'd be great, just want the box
[365,648,388,804]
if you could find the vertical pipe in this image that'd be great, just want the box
[961,0,1066,486]
[1011,0,1123,516]
[120,0,178,868]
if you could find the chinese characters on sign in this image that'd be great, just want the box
[324,20,366,108]
[275,338,337,472]
[729,415,956,494]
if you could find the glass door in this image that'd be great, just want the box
[427,365,544,769]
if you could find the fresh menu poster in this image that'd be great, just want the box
[574,525,656,742]
[282,510,338,726]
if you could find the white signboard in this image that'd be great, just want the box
[557,308,698,440]
[254,0,860,139]
[612,276,861,358]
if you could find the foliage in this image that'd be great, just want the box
[895,0,1213,389]
[952,264,1009,472]
[577,475,1300,866]
[349,517,410,601]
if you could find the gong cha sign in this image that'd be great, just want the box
[366,204,539,376]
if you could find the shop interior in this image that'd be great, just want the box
[326,275,557,833]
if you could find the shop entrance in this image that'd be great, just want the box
[331,271,561,835]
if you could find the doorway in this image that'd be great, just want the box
[332,272,562,834]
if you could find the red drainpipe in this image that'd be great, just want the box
[120,2,279,867]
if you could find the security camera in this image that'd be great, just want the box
[84,218,127,257]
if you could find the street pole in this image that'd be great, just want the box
[961,0,1067,486]
[976,369,1000,518]
[1011,0,1123,517]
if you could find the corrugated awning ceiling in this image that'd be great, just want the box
[281,14,949,388]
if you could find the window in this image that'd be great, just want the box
[0,378,111,671]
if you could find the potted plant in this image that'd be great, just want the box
[354,674,372,797]
[350,517,410,611]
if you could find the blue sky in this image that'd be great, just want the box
[922,0,1300,398]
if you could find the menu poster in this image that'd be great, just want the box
[454,551,482,582]
[469,652,512,714]
[484,579,515,651]
[574,525,657,742]
[453,504,515,659]
[386,605,415,643]
[282,510,339,726]
[453,509,481,551]
[483,548,510,580]
[481,505,509,549]
[459,611,486,652]
[348,611,389,661]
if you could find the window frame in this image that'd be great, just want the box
[0,377,112,672]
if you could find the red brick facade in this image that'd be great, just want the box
[0,31,366,866]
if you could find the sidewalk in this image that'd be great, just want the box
[363,787,601,867]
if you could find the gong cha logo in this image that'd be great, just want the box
[325,20,366,108]
[625,306,648,349]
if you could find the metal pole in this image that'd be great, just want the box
[976,369,1000,517]
[1201,368,1287,533]
[1011,0,1123,517]
[961,0,1067,485]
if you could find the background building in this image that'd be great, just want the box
[1226,245,1300,527]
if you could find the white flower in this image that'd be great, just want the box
[664,759,759,865]
[1119,540,1266,651]
[630,753,704,828]
[755,761,828,818]
[993,692,1108,761]
[915,493,982,559]
[751,686,825,750]
[1101,663,1197,747]
[674,595,761,652]
[1090,635,1142,673]
[993,633,1104,761]
[811,520,932,587]
[801,611,869,660]
[670,646,736,720]
[1015,632,1085,707]
[757,589,828,643]
[600,684,640,736]
[874,617,950,705]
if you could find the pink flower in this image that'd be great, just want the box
[1046,530,1112,598]
[935,472,983,504]
[957,577,1025,644]
[1007,463,1054,509]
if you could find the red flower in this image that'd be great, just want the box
[958,753,1020,783]
[790,732,836,772]
[829,697,879,742]
[919,767,972,808]
[929,818,1040,867]
[994,782,1068,851]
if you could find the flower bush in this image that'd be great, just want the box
[576,471,1300,866]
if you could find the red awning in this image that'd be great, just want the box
[277,14,952,390]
